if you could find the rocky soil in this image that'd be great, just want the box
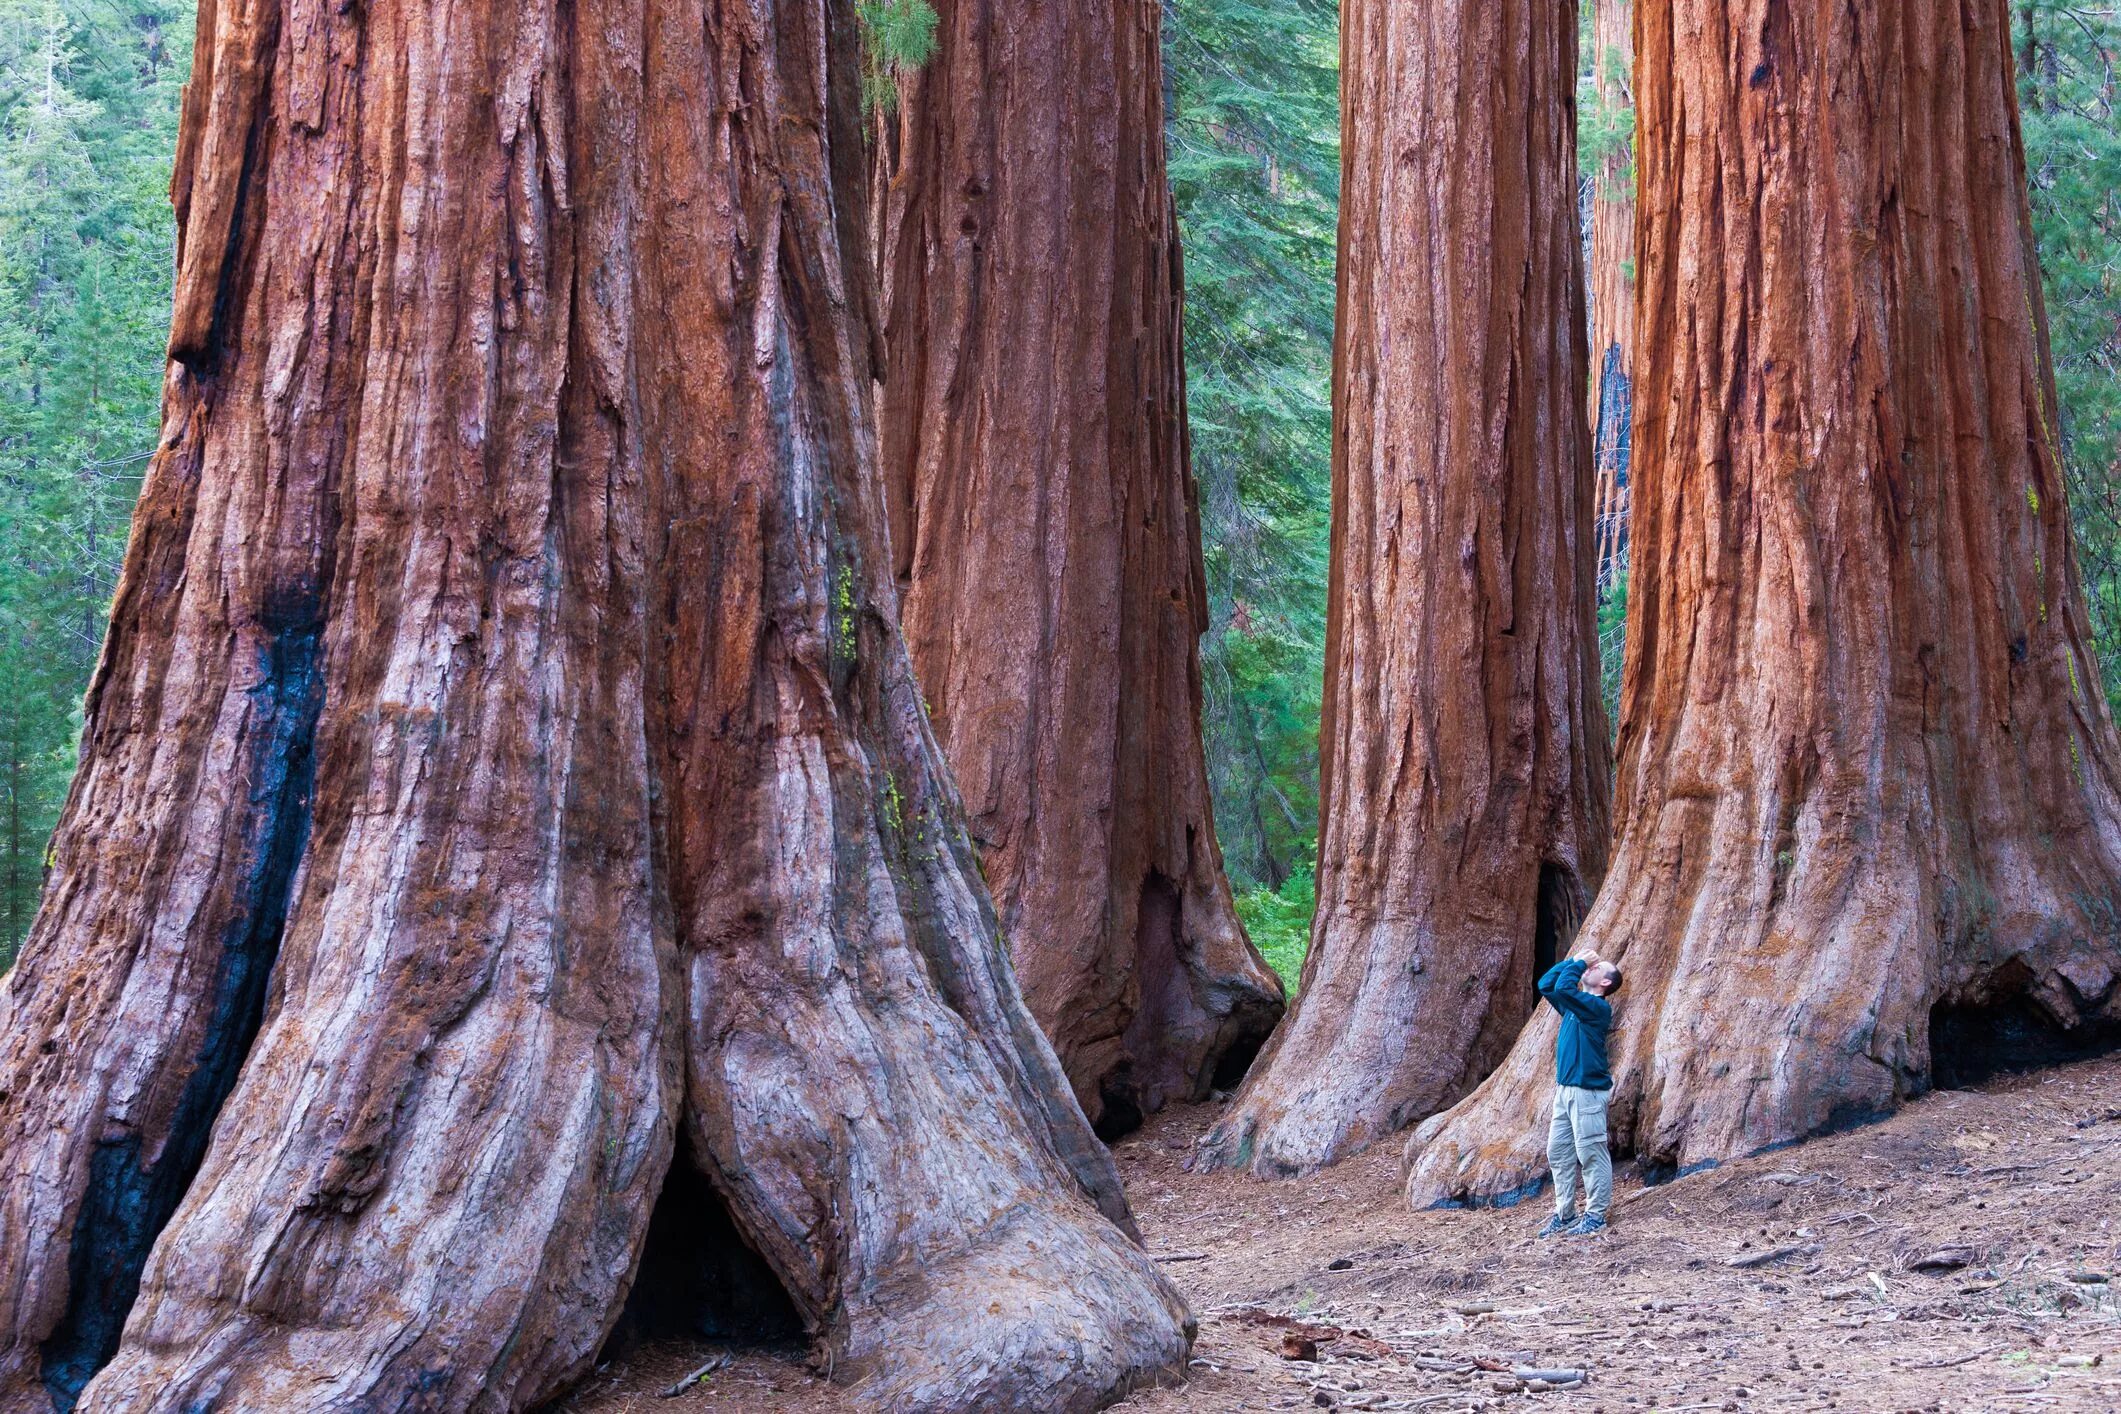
[560,1054,2121,1412]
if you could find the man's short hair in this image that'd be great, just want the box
[1601,963,1623,995]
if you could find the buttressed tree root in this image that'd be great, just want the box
[0,0,1192,1410]
[875,0,1284,1139]
[1408,0,2121,1210]
[1194,0,1610,1179]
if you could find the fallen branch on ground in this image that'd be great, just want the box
[658,1354,731,1398]
[1896,1344,2000,1370]
[1512,1365,1589,1383]
[1907,1246,1977,1272]
[1726,1243,1819,1269]
[1824,1210,1880,1226]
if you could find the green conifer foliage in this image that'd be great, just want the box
[858,0,938,114]
[1166,0,1336,976]
[0,0,188,964]
[2017,2,2121,711]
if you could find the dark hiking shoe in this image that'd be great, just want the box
[1536,1214,1575,1238]
[1565,1214,1608,1237]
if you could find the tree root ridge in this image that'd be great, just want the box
[840,1200,1192,1413]
[1406,1001,2121,1211]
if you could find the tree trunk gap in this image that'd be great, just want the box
[1193,0,1612,1179]
[1408,0,2121,1208]
[1587,0,1636,596]
[874,0,1284,1138]
[0,1,1192,1410]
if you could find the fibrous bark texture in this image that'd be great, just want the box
[1408,0,2121,1209]
[1194,0,1611,1179]
[0,1,1190,1410]
[1587,0,1635,594]
[875,0,1283,1135]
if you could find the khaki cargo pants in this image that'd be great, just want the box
[1548,1084,1612,1220]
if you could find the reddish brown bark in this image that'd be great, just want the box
[1409,0,2121,1208]
[1194,0,1611,1178]
[0,1,1190,1409]
[1587,0,1635,594]
[875,0,1284,1134]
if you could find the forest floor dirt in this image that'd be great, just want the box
[562,1054,2121,1412]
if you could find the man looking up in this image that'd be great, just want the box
[1534,950,1622,1237]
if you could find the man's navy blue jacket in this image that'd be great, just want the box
[1537,958,1613,1090]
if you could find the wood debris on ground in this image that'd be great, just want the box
[569,1056,2121,1411]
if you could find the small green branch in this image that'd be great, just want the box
[857,0,939,116]
[833,563,858,664]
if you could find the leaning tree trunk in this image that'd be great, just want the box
[1193,0,1611,1178]
[1586,0,1635,595]
[874,0,1284,1135]
[1408,0,2121,1208]
[0,0,1191,1410]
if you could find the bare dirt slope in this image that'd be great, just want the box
[563,1055,2121,1412]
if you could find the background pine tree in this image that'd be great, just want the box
[0,0,189,965]
[1167,0,1338,984]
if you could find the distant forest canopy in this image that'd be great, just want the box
[3,0,2120,975]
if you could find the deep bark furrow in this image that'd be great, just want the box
[1408,0,2121,1210]
[1194,0,1610,1179]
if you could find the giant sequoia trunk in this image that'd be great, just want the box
[0,1,1191,1410]
[1587,0,1635,595]
[1194,0,1610,1178]
[1408,0,2121,1208]
[874,0,1284,1135]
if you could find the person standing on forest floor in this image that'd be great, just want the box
[1534,950,1623,1237]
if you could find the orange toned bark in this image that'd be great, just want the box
[1410,0,2121,1209]
[0,1,1190,1409]
[876,0,1283,1136]
[1587,0,1635,594]
[1195,0,1611,1178]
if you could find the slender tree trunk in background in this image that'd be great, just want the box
[1409,0,2121,1208]
[1195,0,1610,1178]
[1587,0,1635,596]
[1248,718,1295,893]
[876,0,1283,1136]
[0,0,1190,1409]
